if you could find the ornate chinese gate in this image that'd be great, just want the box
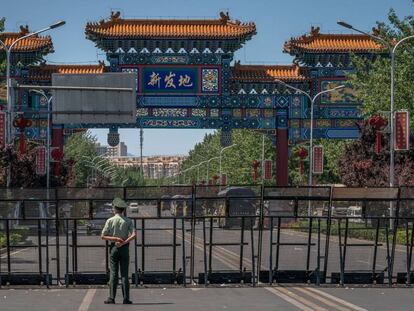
[1,12,385,185]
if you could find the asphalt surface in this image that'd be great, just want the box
[1,286,414,311]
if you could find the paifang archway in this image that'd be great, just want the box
[4,12,384,185]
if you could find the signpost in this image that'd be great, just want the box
[36,147,47,175]
[312,145,324,175]
[51,73,137,125]
[394,110,409,150]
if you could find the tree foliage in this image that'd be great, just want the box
[178,130,347,186]
[64,131,97,186]
[0,145,43,187]
[0,143,70,187]
[348,7,414,124]
[289,139,347,186]
[0,18,5,71]
[337,120,414,186]
[180,129,275,185]
[341,5,414,186]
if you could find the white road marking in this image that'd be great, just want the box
[0,237,57,259]
[265,287,315,311]
[272,286,329,311]
[305,287,368,311]
[0,249,26,259]
[77,289,96,311]
[295,287,352,311]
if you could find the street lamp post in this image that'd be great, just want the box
[337,20,414,191]
[219,144,237,189]
[206,156,220,182]
[29,90,52,189]
[139,127,144,177]
[182,168,191,184]
[0,20,65,187]
[274,79,344,192]
[196,160,209,184]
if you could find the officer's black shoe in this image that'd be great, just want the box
[104,298,115,304]
[123,300,133,304]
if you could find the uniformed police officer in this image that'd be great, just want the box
[101,198,136,304]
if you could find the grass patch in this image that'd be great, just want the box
[289,220,411,245]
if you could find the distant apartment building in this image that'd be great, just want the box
[95,142,108,156]
[107,142,127,157]
[95,142,127,157]
[109,155,187,179]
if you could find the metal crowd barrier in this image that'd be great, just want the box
[0,186,413,287]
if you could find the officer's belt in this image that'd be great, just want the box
[109,242,130,247]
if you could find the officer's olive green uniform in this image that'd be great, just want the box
[102,213,134,302]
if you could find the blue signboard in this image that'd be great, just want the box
[142,68,198,93]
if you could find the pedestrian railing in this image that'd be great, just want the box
[0,185,413,287]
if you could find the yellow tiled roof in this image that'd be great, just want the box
[284,26,383,54]
[231,63,307,82]
[28,62,106,80]
[0,26,53,53]
[85,11,256,40]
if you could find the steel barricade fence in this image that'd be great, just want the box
[0,185,413,287]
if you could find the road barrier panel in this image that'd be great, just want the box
[0,185,414,287]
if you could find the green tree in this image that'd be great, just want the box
[337,120,414,186]
[0,144,43,187]
[64,131,97,186]
[116,167,145,187]
[348,7,414,124]
[179,129,275,185]
[289,140,348,186]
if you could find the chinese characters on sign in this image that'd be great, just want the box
[0,111,5,148]
[36,146,46,175]
[395,110,410,150]
[312,145,324,175]
[143,68,198,93]
[264,160,272,180]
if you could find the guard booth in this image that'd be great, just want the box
[329,187,400,285]
[260,186,331,284]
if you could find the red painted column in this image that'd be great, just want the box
[276,128,289,186]
[52,127,64,150]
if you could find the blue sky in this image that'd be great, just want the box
[2,0,413,155]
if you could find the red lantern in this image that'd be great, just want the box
[51,148,64,176]
[212,175,220,185]
[13,117,32,154]
[368,115,388,153]
[295,147,308,175]
[252,160,260,183]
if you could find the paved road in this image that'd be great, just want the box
[0,205,411,285]
[1,286,414,311]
